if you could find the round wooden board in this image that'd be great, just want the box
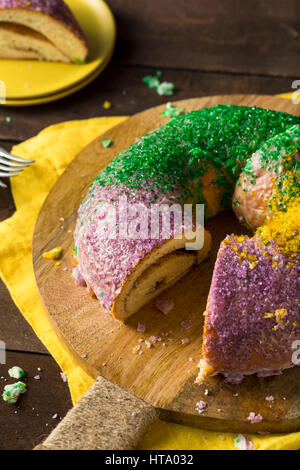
[33,95,300,434]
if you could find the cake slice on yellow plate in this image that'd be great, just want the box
[0,0,87,63]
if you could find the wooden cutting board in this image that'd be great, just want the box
[33,95,300,434]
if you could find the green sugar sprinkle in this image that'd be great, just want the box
[102,139,112,148]
[91,105,300,208]
[142,71,161,89]
[161,102,184,118]
[142,71,174,96]
[157,82,174,96]
[74,57,87,64]
[8,366,25,379]
[5,116,11,123]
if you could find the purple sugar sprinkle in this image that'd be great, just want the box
[247,412,263,424]
[196,400,207,413]
[181,338,189,344]
[265,395,274,402]
[60,372,67,383]
[155,299,175,315]
[149,335,158,343]
[74,183,186,314]
[34,375,40,380]
[137,323,146,333]
[203,235,300,377]
[180,320,193,330]
[234,434,254,450]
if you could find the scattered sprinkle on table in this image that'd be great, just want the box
[5,116,11,123]
[34,375,40,380]
[60,372,67,383]
[2,382,26,404]
[102,139,112,148]
[265,395,274,402]
[142,70,162,89]
[234,434,254,450]
[157,82,174,96]
[103,100,112,109]
[161,102,184,118]
[142,71,175,96]
[8,366,25,379]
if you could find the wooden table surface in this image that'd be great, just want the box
[0,0,299,449]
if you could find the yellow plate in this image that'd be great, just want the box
[3,61,107,106]
[0,0,116,103]
[2,63,105,106]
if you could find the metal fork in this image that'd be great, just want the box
[0,146,35,188]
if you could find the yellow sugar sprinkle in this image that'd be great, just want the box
[264,309,288,327]
[293,321,298,327]
[256,200,300,258]
[249,261,258,269]
[264,312,274,319]
[42,246,63,260]
[275,308,287,322]
[132,346,140,355]
[103,101,112,109]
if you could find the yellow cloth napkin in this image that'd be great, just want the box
[1,108,300,450]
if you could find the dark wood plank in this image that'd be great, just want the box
[0,141,48,354]
[0,351,72,450]
[0,65,295,141]
[110,0,300,76]
[0,281,48,354]
[0,142,15,221]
